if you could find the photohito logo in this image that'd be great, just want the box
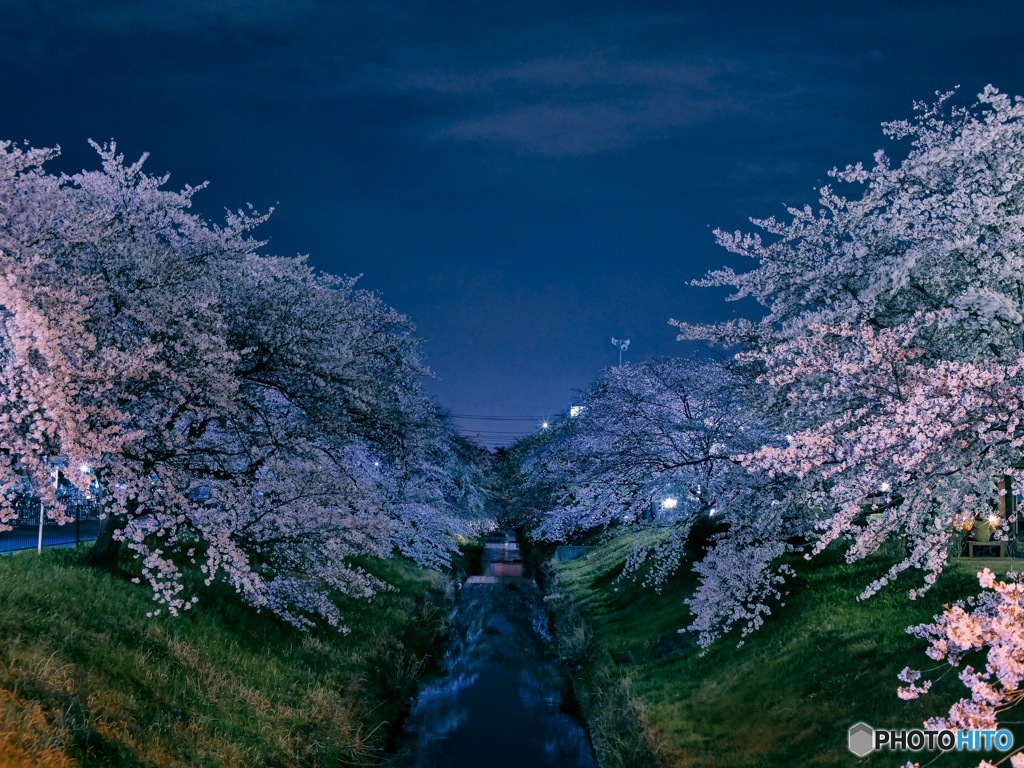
[848,722,1014,757]
[848,723,874,757]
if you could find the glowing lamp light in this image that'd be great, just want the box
[989,514,1001,526]
[569,406,583,418]
[79,464,91,474]
[879,482,891,493]
[541,421,550,430]
[709,507,717,516]
[660,497,678,511]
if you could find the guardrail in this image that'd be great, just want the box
[0,493,102,554]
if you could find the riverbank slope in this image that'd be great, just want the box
[0,548,451,767]
[550,529,1011,767]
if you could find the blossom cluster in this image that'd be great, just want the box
[0,139,488,628]
[676,85,1024,759]
[519,85,1024,757]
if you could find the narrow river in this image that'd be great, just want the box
[396,536,596,767]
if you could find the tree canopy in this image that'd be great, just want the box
[0,140,487,629]
[517,86,1024,746]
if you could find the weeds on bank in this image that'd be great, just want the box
[551,529,1006,768]
[0,548,451,767]
[545,572,658,768]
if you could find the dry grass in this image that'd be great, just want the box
[0,549,451,767]
[545,575,658,768]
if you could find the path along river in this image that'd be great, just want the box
[396,536,596,767]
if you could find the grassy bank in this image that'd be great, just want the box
[552,529,1018,768]
[0,548,452,767]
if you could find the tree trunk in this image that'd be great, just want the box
[87,494,135,570]
[87,512,126,569]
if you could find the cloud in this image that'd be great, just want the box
[396,54,745,156]
[396,47,873,157]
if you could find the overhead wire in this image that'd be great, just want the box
[448,414,545,421]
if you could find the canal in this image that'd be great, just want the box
[396,535,595,767]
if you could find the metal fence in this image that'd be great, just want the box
[0,485,102,554]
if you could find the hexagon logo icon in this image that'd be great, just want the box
[848,722,875,757]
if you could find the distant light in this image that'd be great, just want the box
[989,514,1001,526]
[709,507,717,517]
[541,421,550,429]
[660,497,678,510]
[880,482,891,493]
[570,406,583,418]
[79,464,91,474]
[373,461,380,468]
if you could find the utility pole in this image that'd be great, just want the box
[611,337,630,366]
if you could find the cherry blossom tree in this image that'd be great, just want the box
[679,86,1024,748]
[0,139,484,629]
[677,85,1024,364]
[529,359,763,535]
[520,358,792,597]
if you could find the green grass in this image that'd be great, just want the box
[0,547,452,767]
[554,529,1019,768]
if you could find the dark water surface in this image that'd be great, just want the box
[396,538,595,768]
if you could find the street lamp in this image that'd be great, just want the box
[611,337,630,366]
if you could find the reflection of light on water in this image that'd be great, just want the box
[414,672,479,704]
[531,614,552,642]
[517,666,560,712]
[398,572,595,767]
[406,673,479,744]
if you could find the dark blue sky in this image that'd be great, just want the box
[3,1,1024,447]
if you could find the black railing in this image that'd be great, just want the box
[0,486,102,554]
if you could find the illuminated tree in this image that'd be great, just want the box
[678,85,1024,365]
[0,139,483,629]
[523,358,789,595]
[681,85,1024,747]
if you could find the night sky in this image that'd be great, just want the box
[3,1,1024,448]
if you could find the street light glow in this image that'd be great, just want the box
[541,421,550,429]
[661,497,678,510]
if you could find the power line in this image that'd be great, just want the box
[443,401,556,411]
[449,414,545,421]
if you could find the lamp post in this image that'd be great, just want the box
[611,337,630,366]
[37,487,44,555]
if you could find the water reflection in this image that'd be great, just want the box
[397,538,595,768]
